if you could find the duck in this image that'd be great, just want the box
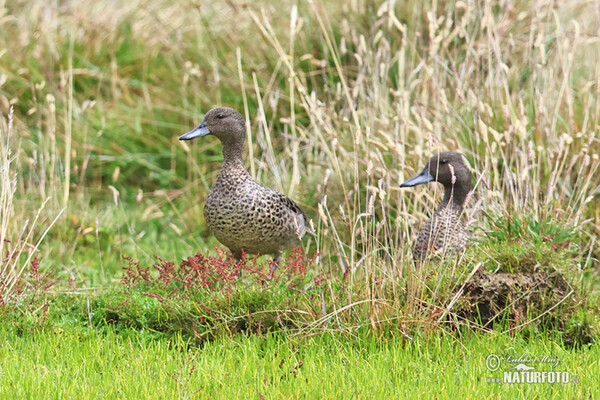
[400,151,473,262]
[179,107,313,279]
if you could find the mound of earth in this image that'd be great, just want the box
[457,268,573,327]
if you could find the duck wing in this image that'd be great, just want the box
[275,192,315,236]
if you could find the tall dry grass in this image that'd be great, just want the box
[0,108,63,304]
[241,0,600,319]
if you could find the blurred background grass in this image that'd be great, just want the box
[1,0,599,294]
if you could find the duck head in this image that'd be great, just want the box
[400,152,471,189]
[179,107,245,145]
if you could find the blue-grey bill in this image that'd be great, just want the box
[179,124,210,140]
[400,167,434,187]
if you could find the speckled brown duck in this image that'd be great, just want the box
[400,151,472,262]
[179,107,313,279]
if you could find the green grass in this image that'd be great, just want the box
[0,326,597,399]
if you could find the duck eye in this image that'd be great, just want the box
[216,114,225,119]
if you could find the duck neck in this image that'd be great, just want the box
[218,140,250,179]
[439,183,471,212]
[221,139,245,165]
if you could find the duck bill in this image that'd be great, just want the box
[179,122,211,140]
[400,167,434,187]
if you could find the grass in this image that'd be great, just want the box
[2,0,597,280]
[1,0,600,396]
[0,326,597,399]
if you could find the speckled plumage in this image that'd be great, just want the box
[400,152,472,263]
[179,107,312,273]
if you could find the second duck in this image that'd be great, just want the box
[400,151,473,263]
